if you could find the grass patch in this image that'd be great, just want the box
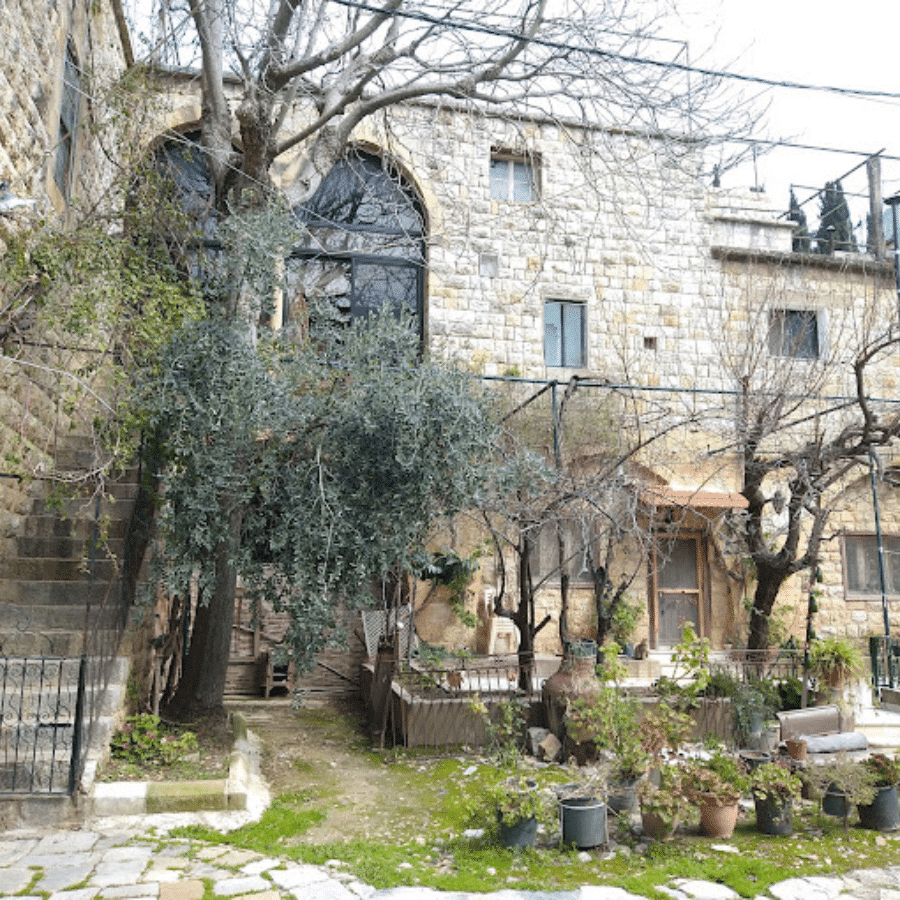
[172,792,325,852]
[172,751,900,896]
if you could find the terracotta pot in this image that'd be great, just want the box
[785,738,807,761]
[698,795,740,838]
[641,810,679,841]
[542,643,601,745]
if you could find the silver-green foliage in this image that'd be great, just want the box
[140,312,498,672]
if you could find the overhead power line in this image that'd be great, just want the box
[326,0,900,102]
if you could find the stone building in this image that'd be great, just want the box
[146,89,900,659]
[2,3,899,673]
[0,0,133,516]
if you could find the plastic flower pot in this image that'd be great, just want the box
[497,815,538,850]
[559,796,607,849]
[858,785,900,832]
[754,795,793,836]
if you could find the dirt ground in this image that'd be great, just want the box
[227,695,444,844]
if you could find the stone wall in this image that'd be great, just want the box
[58,75,900,653]
[0,0,130,529]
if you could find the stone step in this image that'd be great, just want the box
[28,492,138,520]
[21,514,130,541]
[47,439,138,473]
[0,632,85,657]
[0,603,90,632]
[0,557,120,583]
[0,581,115,606]
[16,534,125,560]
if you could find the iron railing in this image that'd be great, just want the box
[869,636,900,690]
[0,656,84,794]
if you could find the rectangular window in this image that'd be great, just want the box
[532,520,595,586]
[54,44,81,198]
[544,300,586,367]
[843,534,900,598]
[489,152,538,202]
[768,309,820,359]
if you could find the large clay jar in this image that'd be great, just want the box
[542,639,602,759]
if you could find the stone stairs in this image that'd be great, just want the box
[0,437,141,810]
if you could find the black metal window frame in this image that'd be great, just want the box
[768,308,820,359]
[54,42,81,198]
[288,248,425,342]
[843,532,900,599]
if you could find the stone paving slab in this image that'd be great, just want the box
[268,865,332,890]
[99,886,159,899]
[0,866,34,895]
[213,876,272,896]
[159,881,204,900]
[35,863,96,893]
[48,889,100,900]
[6,826,900,900]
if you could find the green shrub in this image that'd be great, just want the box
[110,713,198,765]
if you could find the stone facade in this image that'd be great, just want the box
[0,0,131,535]
[4,23,899,658]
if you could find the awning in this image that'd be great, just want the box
[640,486,748,512]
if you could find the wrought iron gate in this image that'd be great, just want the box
[0,656,85,794]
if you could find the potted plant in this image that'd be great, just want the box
[606,741,651,814]
[750,760,803,836]
[804,752,877,829]
[485,775,551,849]
[564,663,650,780]
[638,765,687,841]
[639,701,693,764]
[683,750,749,839]
[809,636,864,690]
[610,597,642,656]
[857,753,900,831]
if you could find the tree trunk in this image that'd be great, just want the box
[747,566,786,652]
[166,506,242,718]
[514,532,535,692]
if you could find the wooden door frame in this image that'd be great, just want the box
[649,532,706,649]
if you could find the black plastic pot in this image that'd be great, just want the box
[497,815,538,850]
[822,784,852,819]
[754,795,793,836]
[607,777,641,814]
[559,796,607,849]
[858,785,900,831]
[739,751,772,773]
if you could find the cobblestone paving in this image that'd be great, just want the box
[0,826,898,900]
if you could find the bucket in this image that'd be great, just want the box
[559,796,607,849]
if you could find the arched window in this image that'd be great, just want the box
[290,149,426,338]
[143,130,220,286]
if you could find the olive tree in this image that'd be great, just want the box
[139,312,498,715]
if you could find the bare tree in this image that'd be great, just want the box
[475,376,691,685]
[711,261,900,651]
[136,0,752,212]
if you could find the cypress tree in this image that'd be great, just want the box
[788,188,811,253]
[815,180,857,254]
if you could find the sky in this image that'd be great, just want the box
[664,0,900,242]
